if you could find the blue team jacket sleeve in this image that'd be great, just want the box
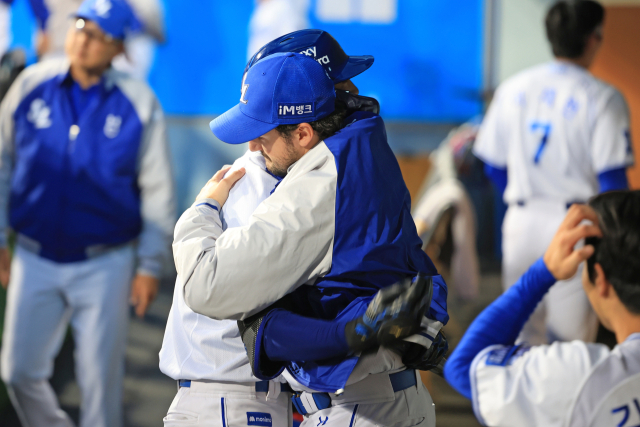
[598,167,628,193]
[483,163,508,198]
[133,96,176,277]
[444,258,556,399]
[261,309,351,362]
[260,275,448,363]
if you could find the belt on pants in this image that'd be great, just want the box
[178,379,293,393]
[15,233,133,263]
[291,369,417,416]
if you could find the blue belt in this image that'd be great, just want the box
[178,380,292,393]
[292,370,417,416]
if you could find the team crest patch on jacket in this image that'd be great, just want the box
[27,99,52,129]
[247,412,272,426]
[104,114,122,138]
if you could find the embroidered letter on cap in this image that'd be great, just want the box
[278,102,315,118]
[247,412,272,427]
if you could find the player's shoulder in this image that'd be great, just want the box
[108,69,160,121]
[533,340,610,365]
[577,70,625,105]
[109,69,156,100]
[21,57,69,80]
[475,340,609,374]
[10,57,69,99]
[495,63,551,95]
[231,150,268,173]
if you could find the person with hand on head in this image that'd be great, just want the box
[474,0,633,346]
[445,191,640,427]
[0,0,175,425]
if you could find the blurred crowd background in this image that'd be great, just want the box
[0,0,638,426]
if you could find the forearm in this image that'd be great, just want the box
[174,200,232,316]
[261,275,447,362]
[177,200,330,320]
[444,257,555,399]
[137,173,176,277]
[262,309,351,361]
[136,102,176,277]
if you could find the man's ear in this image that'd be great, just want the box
[296,123,316,148]
[594,263,611,298]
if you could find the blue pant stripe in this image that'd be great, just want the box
[348,404,359,427]
[221,397,226,427]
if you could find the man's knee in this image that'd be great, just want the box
[1,350,47,386]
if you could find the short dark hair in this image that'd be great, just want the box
[586,190,640,314]
[545,0,605,58]
[276,101,348,143]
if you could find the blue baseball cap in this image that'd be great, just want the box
[210,52,336,145]
[246,29,374,83]
[74,0,142,40]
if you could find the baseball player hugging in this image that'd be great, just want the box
[161,30,449,427]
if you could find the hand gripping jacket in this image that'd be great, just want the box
[344,273,433,353]
[238,274,437,381]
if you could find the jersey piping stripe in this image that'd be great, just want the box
[419,332,435,341]
[196,202,219,211]
[348,404,359,427]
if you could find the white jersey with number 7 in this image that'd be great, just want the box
[474,61,634,205]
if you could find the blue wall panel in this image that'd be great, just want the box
[308,0,485,122]
[10,0,484,122]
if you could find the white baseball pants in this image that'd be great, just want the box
[502,201,598,345]
[163,380,292,427]
[0,244,135,427]
[299,381,435,427]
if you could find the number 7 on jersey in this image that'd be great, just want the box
[530,121,552,164]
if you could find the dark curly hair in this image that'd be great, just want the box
[545,0,604,58]
[276,101,349,143]
[586,190,640,314]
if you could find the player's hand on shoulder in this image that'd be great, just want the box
[0,247,10,289]
[544,204,602,281]
[195,165,246,208]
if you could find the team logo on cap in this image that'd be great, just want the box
[240,74,249,104]
[278,102,315,118]
[93,0,112,18]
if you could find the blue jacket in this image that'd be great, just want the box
[0,58,175,275]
